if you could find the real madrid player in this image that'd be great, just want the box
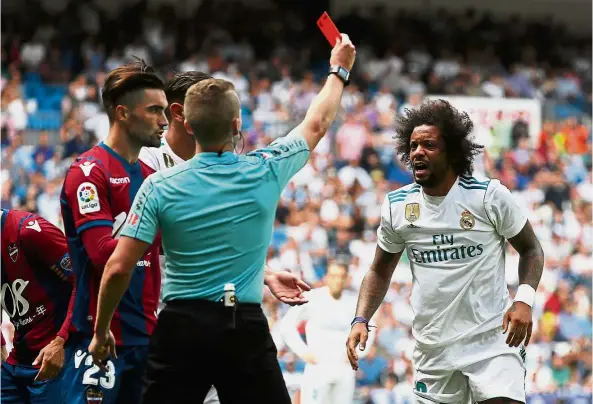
[139,72,213,173]
[347,100,544,404]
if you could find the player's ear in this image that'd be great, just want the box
[114,105,129,122]
[169,103,184,122]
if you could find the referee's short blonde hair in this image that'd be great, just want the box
[184,78,240,146]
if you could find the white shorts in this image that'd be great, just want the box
[301,363,355,404]
[413,327,526,404]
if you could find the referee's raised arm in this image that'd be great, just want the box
[295,33,356,151]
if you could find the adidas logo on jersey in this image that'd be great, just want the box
[110,177,131,184]
[136,260,151,267]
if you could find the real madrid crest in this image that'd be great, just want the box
[405,203,420,223]
[460,210,475,230]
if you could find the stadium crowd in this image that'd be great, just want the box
[1,1,591,403]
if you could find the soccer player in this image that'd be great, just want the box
[59,59,168,404]
[1,208,75,403]
[139,71,213,172]
[347,100,545,404]
[281,263,375,404]
[139,70,311,404]
[88,34,356,403]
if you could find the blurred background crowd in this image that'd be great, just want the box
[1,0,591,403]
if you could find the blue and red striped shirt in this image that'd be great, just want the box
[1,209,74,366]
[60,143,161,347]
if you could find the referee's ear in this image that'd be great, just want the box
[169,103,185,122]
[184,120,194,136]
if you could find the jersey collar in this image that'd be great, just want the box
[161,135,183,164]
[191,151,237,166]
[420,176,460,207]
[99,142,141,171]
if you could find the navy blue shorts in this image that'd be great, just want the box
[61,337,148,404]
[1,360,67,404]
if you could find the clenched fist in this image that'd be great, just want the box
[330,34,356,71]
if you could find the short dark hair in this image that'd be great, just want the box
[101,58,164,122]
[165,71,213,104]
[184,79,239,145]
[395,100,484,176]
[164,71,212,119]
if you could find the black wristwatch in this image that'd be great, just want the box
[329,65,350,86]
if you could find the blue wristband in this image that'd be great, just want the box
[351,316,376,332]
[351,316,369,327]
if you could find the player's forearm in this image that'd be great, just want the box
[94,264,132,336]
[355,247,401,319]
[57,278,77,340]
[355,270,392,319]
[508,222,544,290]
[82,226,119,271]
[517,248,544,290]
[280,307,310,358]
[300,75,345,150]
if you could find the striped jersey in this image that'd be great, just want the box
[1,209,73,365]
[60,143,161,347]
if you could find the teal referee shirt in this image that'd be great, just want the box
[120,130,310,303]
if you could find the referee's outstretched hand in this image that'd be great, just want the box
[330,33,356,71]
[265,271,311,306]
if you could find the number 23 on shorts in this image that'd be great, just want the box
[74,349,117,389]
[74,350,115,390]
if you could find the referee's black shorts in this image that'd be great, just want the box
[140,298,292,404]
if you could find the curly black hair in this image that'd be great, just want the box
[395,99,484,176]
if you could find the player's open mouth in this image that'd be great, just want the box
[413,161,429,176]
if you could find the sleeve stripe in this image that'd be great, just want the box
[132,187,156,239]
[458,184,488,191]
[77,220,113,234]
[122,233,155,245]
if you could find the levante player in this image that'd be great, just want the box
[1,208,75,403]
[59,59,168,404]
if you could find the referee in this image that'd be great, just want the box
[89,34,356,403]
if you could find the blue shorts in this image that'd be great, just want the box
[1,361,67,404]
[61,337,149,404]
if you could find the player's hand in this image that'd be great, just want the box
[89,330,117,371]
[502,301,533,347]
[265,271,311,306]
[1,344,8,362]
[302,353,318,365]
[33,336,66,381]
[330,33,356,71]
[346,322,368,371]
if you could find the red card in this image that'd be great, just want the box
[317,12,341,47]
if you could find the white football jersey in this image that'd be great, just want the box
[377,174,527,349]
[139,135,183,171]
[139,135,184,300]
[281,287,374,366]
